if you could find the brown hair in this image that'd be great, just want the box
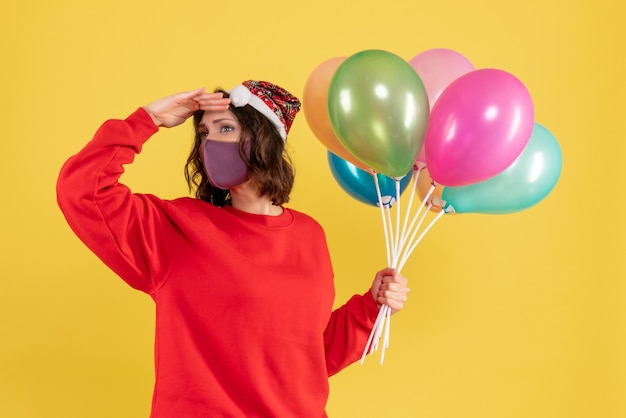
[184,89,295,207]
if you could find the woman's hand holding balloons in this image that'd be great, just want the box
[370,267,410,315]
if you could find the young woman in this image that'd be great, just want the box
[56,80,410,417]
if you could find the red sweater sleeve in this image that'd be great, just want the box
[56,108,170,294]
[324,291,380,376]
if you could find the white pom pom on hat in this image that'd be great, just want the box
[229,85,253,107]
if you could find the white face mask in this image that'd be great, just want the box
[201,140,251,190]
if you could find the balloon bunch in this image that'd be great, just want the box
[303,48,562,364]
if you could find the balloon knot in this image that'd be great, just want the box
[378,196,396,208]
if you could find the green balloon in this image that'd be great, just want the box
[442,123,562,214]
[327,49,429,178]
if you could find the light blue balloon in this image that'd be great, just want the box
[327,151,412,207]
[442,122,562,214]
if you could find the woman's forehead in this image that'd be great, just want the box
[200,109,238,125]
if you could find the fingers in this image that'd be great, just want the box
[163,89,230,113]
[195,92,231,112]
[375,270,410,314]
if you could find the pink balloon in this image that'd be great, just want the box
[425,68,534,187]
[409,48,475,108]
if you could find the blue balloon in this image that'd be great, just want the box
[327,151,412,207]
[442,122,562,214]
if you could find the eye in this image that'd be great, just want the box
[198,131,208,139]
[220,125,235,133]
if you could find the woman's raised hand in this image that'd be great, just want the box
[143,88,231,128]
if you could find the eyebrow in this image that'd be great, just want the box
[200,117,236,127]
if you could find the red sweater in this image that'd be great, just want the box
[56,108,379,417]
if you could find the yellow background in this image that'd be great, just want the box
[1,0,625,417]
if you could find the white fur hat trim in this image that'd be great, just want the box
[228,84,287,139]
